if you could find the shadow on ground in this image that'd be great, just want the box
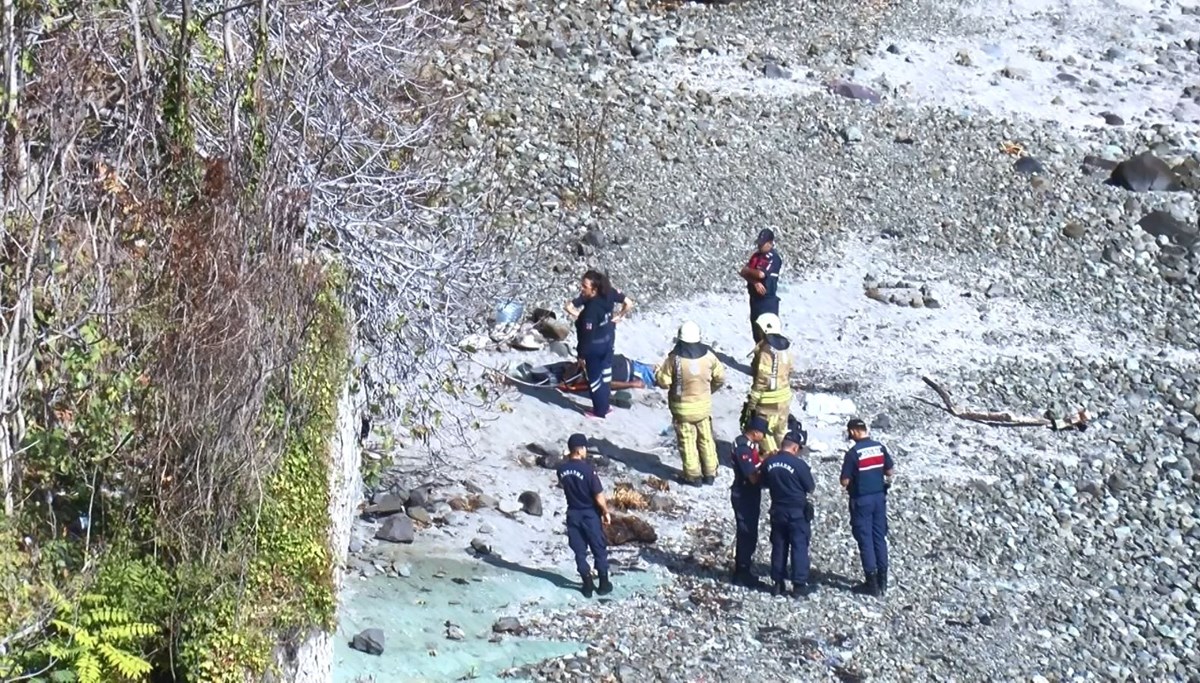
[474,550,579,590]
[640,546,858,592]
[590,437,680,480]
[513,380,584,413]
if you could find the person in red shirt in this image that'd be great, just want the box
[739,229,783,343]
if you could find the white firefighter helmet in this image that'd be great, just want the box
[677,320,701,344]
[755,312,782,336]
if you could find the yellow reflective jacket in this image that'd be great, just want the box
[748,335,792,408]
[654,342,726,420]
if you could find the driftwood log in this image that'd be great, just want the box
[919,376,1090,431]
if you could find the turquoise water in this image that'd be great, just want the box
[333,553,661,682]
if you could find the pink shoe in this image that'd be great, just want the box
[584,410,608,419]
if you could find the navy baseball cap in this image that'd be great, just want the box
[567,433,588,451]
[847,418,868,431]
[747,415,769,434]
[756,228,775,246]
[782,429,806,447]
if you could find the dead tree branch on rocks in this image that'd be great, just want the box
[918,376,1090,430]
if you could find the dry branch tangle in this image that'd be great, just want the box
[919,375,1090,430]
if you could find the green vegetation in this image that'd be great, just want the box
[0,271,348,682]
[0,2,354,680]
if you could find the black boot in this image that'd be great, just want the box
[792,582,817,598]
[581,576,595,598]
[734,569,767,591]
[770,580,785,596]
[878,567,888,595]
[852,572,880,597]
[597,572,613,596]
[702,476,715,486]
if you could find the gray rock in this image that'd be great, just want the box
[406,505,432,523]
[446,624,466,640]
[529,442,565,469]
[1107,153,1184,191]
[366,491,408,515]
[648,493,673,512]
[408,485,431,508]
[470,537,493,555]
[519,490,544,516]
[1107,471,1132,493]
[827,80,882,104]
[350,628,385,656]
[493,617,525,634]
[1014,156,1045,174]
[840,126,864,143]
[872,413,894,431]
[375,515,415,543]
[763,62,790,79]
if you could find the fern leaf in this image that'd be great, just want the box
[76,652,102,683]
[86,606,132,627]
[73,628,97,650]
[97,642,152,679]
[45,583,73,614]
[97,621,157,644]
[50,619,81,637]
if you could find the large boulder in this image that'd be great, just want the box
[1106,152,1184,191]
[375,514,415,543]
[350,628,385,656]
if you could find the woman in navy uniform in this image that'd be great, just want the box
[564,270,635,418]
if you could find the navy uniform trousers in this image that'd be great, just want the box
[849,491,888,575]
[749,296,780,342]
[730,487,762,573]
[566,509,609,578]
[582,346,614,416]
[769,507,811,584]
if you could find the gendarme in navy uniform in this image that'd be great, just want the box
[729,414,770,590]
[556,433,613,597]
[840,418,895,597]
[762,426,817,598]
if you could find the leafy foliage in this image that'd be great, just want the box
[31,585,157,683]
[0,0,456,679]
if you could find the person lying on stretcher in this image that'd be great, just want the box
[524,355,655,392]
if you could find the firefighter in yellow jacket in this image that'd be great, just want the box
[654,321,727,486]
[741,312,793,453]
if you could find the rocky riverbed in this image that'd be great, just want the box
[339,0,1200,681]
